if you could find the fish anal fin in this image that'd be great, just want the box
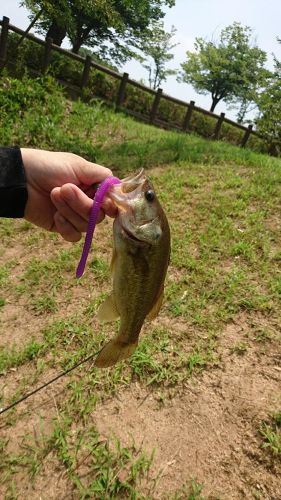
[146,288,164,321]
[97,293,119,323]
[95,339,138,368]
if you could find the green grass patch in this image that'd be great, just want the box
[171,480,205,500]
[260,411,281,458]
[1,75,281,498]
[0,418,154,498]
[0,339,44,374]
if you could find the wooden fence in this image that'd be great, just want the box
[0,16,263,148]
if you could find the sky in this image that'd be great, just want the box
[1,0,281,120]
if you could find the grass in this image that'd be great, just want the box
[4,35,271,154]
[172,480,205,500]
[260,411,281,458]
[0,76,281,498]
[0,339,44,374]
[0,423,154,498]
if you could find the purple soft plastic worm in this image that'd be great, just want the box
[76,176,121,278]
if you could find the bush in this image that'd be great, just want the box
[3,31,271,154]
[157,99,185,127]
[0,75,66,147]
[124,85,154,117]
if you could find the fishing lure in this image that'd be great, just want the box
[76,176,121,278]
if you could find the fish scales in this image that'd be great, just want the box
[95,170,170,368]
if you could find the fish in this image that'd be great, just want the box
[94,169,170,368]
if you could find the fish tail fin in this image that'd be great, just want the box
[95,339,138,368]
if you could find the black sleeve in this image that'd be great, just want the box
[0,147,28,218]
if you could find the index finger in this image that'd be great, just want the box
[101,195,118,218]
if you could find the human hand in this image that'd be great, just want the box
[21,148,117,242]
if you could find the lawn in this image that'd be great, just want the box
[0,76,280,499]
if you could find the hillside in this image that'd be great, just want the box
[0,76,281,499]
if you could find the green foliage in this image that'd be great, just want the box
[4,31,272,153]
[6,31,120,95]
[0,72,60,117]
[255,42,281,156]
[0,76,281,497]
[179,22,268,115]
[172,480,205,500]
[138,20,178,89]
[47,422,154,497]
[0,415,154,497]
[0,340,43,374]
[0,75,277,162]
[0,73,240,153]
[23,0,175,62]
[124,85,154,117]
[260,411,281,457]
[0,74,65,147]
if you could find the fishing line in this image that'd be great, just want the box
[1,176,121,416]
[1,177,123,415]
[0,348,102,416]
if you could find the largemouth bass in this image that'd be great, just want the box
[95,169,170,368]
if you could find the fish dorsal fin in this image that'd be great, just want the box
[146,287,164,321]
[97,292,120,322]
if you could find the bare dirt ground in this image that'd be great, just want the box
[1,305,280,499]
[96,316,281,500]
[0,170,281,499]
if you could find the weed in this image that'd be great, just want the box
[230,342,248,355]
[260,411,281,458]
[0,340,44,374]
[0,263,12,288]
[30,294,57,314]
[171,479,205,499]
[0,219,14,239]
[253,327,274,343]
[1,75,281,499]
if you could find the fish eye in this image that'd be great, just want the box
[145,190,155,202]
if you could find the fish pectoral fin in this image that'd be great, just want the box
[146,288,164,321]
[95,339,138,368]
[97,293,120,323]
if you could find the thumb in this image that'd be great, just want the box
[77,160,113,186]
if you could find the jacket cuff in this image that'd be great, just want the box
[0,147,28,218]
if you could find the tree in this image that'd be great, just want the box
[138,20,178,89]
[179,23,267,113]
[255,39,281,155]
[22,0,71,46]
[22,0,175,63]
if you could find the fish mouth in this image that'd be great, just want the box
[121,169,144,190]
[121,225,146,244]
[109,169,145,206]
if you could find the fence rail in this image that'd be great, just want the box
[0,16,264,148]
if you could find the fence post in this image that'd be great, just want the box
[182,100,195,131]
[42,36,53,74]
[0,16,9,70]
[213,112,225,140]
[241,124,253,148]
[116,72,129,108]
[80,55,92,89]
[150,88,162,124]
